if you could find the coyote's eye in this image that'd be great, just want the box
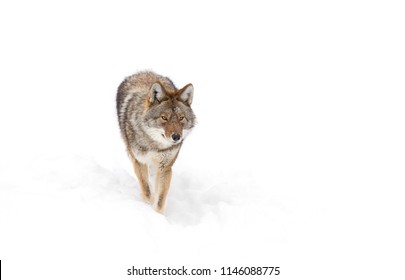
[179,116,184,121]
[161,116,168,121]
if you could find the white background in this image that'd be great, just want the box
[0,0,404,279]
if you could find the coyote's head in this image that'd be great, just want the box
[142,82,196,149]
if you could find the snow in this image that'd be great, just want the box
[1,1,405,279]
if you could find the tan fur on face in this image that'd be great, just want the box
[164,119,182,138]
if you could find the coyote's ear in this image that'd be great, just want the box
[178,84,194,105]
[149,83,165,104]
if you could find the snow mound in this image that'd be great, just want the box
[1,154,288,231]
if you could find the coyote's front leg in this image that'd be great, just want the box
[153,167,173,213]
[130,155,153,204]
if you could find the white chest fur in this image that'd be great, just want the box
[134,146,180,169]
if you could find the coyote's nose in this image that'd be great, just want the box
[172,133,181,142]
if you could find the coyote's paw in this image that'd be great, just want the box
[141,193,154,205]
[153,201,165,214]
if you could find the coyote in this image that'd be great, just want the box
[116,71,196,213]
